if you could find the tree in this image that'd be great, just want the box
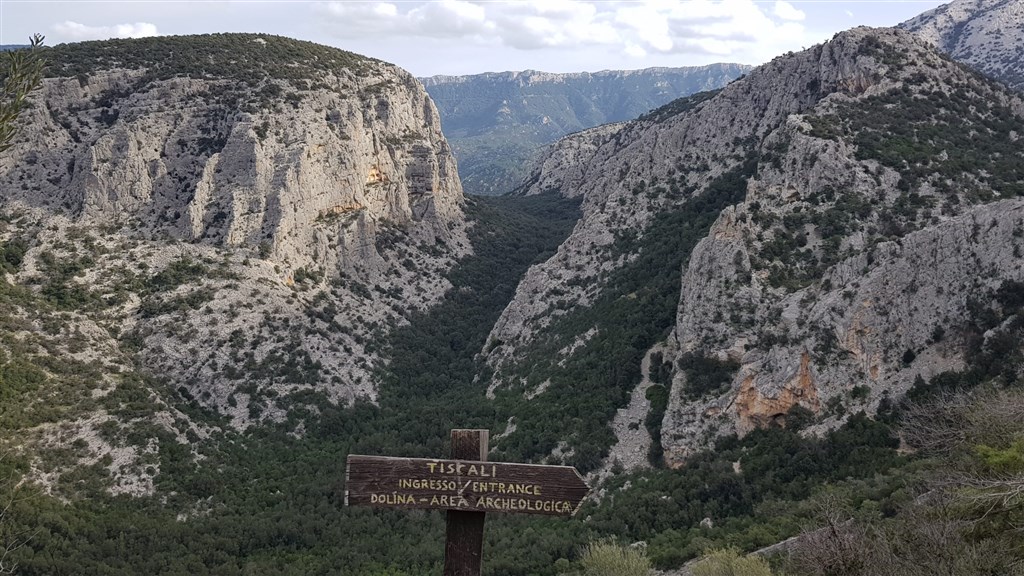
[786,388,1024,576]
[901,387,1024,530]
[0,34,46,153]
[0,454,37,575]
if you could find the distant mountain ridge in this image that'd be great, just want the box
[901,0,1024,90]
[422,64,752,195]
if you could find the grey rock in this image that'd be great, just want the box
[482,26,1024,466]
[0,38,467,428]
[901,0,1024,90]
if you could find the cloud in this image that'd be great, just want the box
[773,0,806,21]
[317,0,809,60]
[52,21,160,41]
[321,0,491,39]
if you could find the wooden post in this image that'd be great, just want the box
[443,429,488,576]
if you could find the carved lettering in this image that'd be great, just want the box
[347,455,589,516]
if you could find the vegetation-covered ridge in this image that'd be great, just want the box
[732,30,1024,299]
[42,33,380,83]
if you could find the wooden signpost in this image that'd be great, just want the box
[346,429,590,576]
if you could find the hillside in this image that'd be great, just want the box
[482,26,1024,469]
[901,0,1024,90]
[422,65,751,195]
[0,32,473,501]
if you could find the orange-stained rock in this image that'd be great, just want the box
[322,202,364,217]
[734,352,820,434]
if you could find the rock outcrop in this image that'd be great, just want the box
[901,0,1024,90]
[0,34,467,428]
[514,123,625,198]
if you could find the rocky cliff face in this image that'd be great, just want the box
[422,64,752,195]
[0,34,467,430]
[514,122,626,198]
[901,0,1024,90]
[482,27,1024,468]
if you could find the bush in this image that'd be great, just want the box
[577,540,650,576]
[692,548,774,576]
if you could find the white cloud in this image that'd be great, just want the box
[317,0,811,61]
[773,1,806,21]
[52,21,160,41]
[406,0,490,39]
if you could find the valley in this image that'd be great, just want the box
[2,1,1024,573]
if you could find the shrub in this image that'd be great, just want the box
[692,547,774,576]
[578,540,650,576]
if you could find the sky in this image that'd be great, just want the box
[0,0,949,77]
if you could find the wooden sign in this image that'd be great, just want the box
[346,455,589,516]
[344,429,589,576]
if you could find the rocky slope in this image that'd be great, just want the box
[422,65,751,195]
[0,33,467,443]
[513,122,626,198]
[901,0,1024,90]
[482,26,1024,468]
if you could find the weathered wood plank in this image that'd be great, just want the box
[444,429,487,576]
[345,454,589,516]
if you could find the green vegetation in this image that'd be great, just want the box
[491,157,756,472]
[782,387,1024,576]
[678,354,740,401]
[44,33,376,84]
[644,383,669,465]
[365,192,582,457]
[590,413,902,568]
[0,34,45,153]
[0,236,27,274]
[759,76,1024,293]
[692,548,773,576]
[574,540,650,576]
[809,85,1024,198]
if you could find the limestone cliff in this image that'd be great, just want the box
[0,34,467,429]
[901,0,1024,91]
[481,27,1024,468]
[514,122,626,198]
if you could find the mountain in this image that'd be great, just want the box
[0,31,468,484]
[422,65,752,195]
[901,0,1024,90]
[0,35,593,574]
[5,24,1024,576]
[482,26,1024,469]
